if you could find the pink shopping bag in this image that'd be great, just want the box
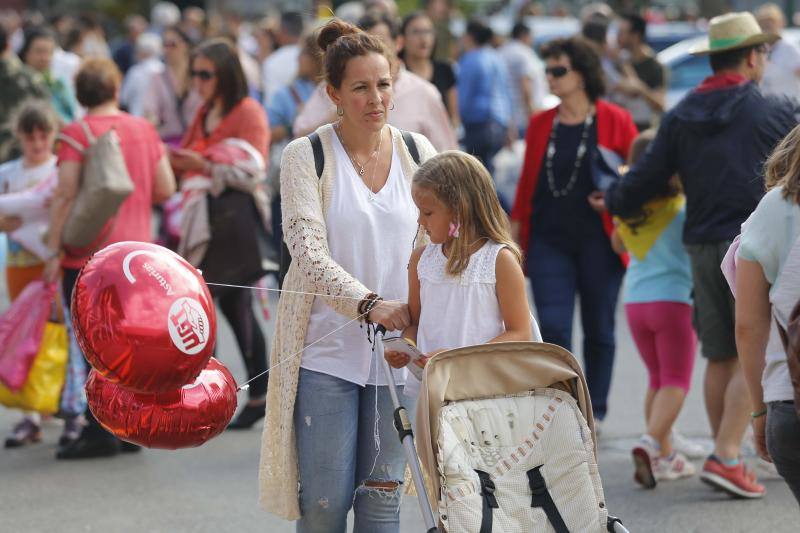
[0,280,56,391]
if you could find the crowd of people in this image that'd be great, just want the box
[0,0,799,530]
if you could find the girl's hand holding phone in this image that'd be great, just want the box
[384,350,410,369]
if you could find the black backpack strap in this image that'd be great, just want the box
[528,467,569,533]
[401,130,420,165]
[278,132,325,288]
[308,131,324,178]
[475,470,498,533]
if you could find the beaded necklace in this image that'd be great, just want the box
[545,108,595,198]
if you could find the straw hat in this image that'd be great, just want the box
[690,12,780,56]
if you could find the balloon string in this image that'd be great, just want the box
[235,301,385,392]
[206,281,402,303]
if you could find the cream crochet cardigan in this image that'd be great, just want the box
[259,123,437,519]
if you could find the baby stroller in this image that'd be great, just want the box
[375,329,630,533]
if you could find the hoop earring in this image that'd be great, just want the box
[389,101,395,111]
[337,105,344,116]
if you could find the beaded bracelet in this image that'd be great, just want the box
[751,408,768,419]
[358,293,380,316]
[364,296,383,322]
[363,297,383,321]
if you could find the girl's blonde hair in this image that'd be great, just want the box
[765,123,800,204]
[413,151,522,276]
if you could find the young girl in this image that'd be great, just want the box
[611,130,698,488]
[385,151,534,398]
[0,102,71,448]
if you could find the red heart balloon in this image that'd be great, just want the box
[72,242,216,393]
[86,357,238,449]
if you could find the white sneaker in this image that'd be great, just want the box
[754,457,782,480]
[671,430,710,460]
[654,452,696,481]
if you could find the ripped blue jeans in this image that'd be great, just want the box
[294,368,412,533]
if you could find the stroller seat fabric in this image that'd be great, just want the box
[436,388,608,532]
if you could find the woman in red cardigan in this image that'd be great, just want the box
[511,37,637,426]
[171,38,272,430]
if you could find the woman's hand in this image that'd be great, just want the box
[384,350,410,369]
[368,300,411,332]
[752,413,771,463]
[587,191,606,213]
[42,254,61,284]
[610,229,626,255]
[169,148,207,172]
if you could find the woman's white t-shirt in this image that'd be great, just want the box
[302,133,418,386]
[738,187,800,403]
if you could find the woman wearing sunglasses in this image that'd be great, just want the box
[511,36,637,428]
[171,38,272,430]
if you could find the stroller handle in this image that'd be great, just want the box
[608,516,630,533]
[374,325,441,532]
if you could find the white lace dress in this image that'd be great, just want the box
[406,241,508,398]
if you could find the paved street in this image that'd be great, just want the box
[1,287,798,532]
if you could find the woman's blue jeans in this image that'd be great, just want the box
[294,368,412,533]
[526,235,624,420]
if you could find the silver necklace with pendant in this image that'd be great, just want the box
[336,122,384,202]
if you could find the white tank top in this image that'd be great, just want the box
[302,131,418,386]
[405,241,507,397]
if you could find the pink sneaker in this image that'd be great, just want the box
[700,456,765,499]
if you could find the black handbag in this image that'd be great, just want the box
[200,189,276,295]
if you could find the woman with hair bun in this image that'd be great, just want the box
[259,18,437,530]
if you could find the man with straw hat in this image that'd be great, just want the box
[604,12,800,499]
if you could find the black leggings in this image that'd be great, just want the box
[216,287,268,400]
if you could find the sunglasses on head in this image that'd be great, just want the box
[545,66,570,78]
[190,69,215,81]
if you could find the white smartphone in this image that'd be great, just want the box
[382,336,426,380]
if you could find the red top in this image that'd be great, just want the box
[181,97,270,162]
[511,99,638,265]
[58,113,165,269]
